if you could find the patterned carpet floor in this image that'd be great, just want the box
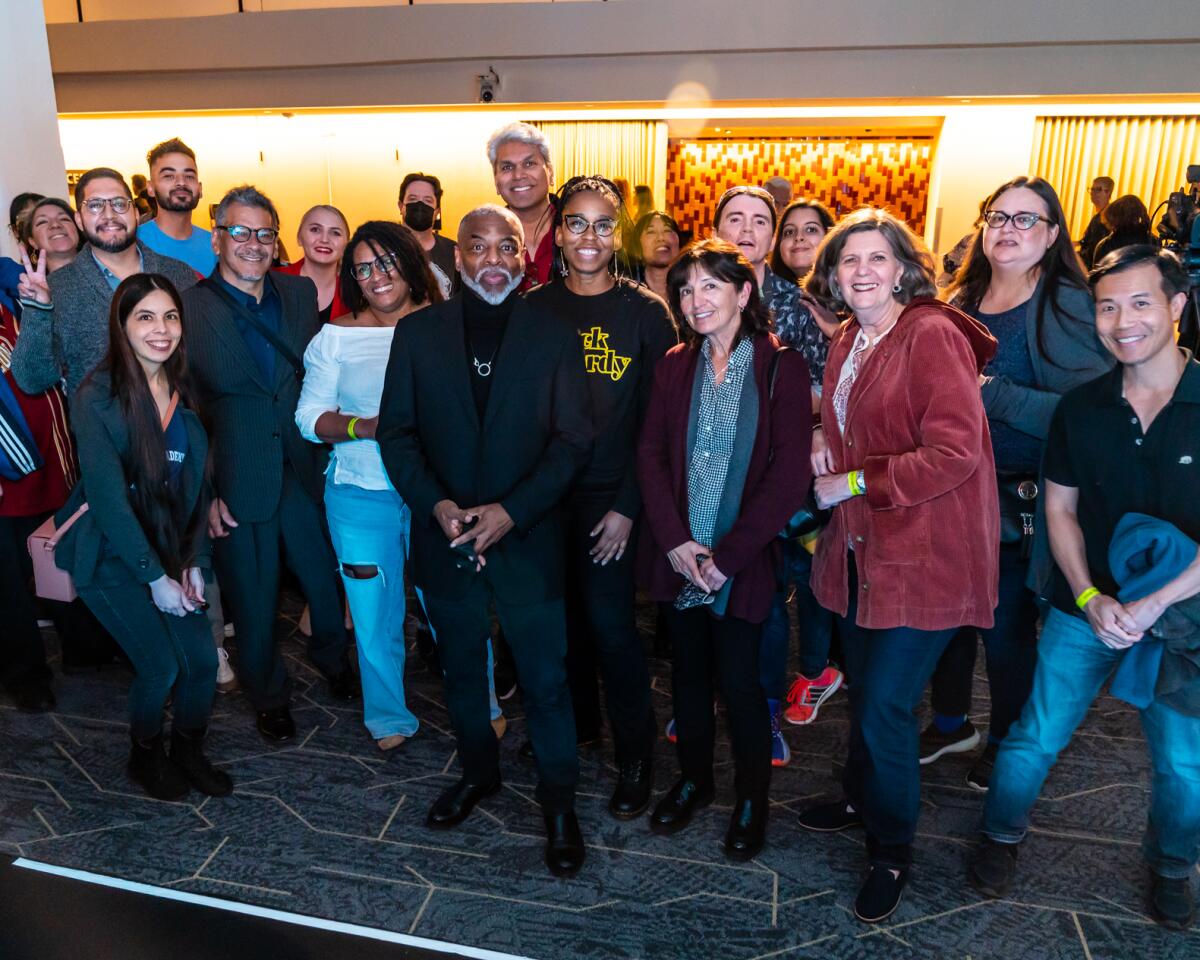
[1,596,1197,959]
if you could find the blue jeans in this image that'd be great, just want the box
[325,480,418,739]
[983,607,1200,879]
[761,542,834,697]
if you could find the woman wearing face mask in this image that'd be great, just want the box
[798,208,998,923]
[18,198,82,274]
[399,172,458,297]
[924,177,1113,790]
[296,221,445,750]
[638,238,811,861]
[53,273,229,801]
[526,176,676,819]
[275,205,350,325]
[631,210,682,302]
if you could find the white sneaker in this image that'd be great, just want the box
[216,647,238,693]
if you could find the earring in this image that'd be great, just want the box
[560,260,569,278]
[829,279,840,299]
[892,282,902,294]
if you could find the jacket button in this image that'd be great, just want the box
[861,582,869,591]
[847,440,853,447]
[854,535,865,543]
[272,431,280,439]
[138,559,150,569]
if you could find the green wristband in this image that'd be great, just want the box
[347,416,360,440]
[1075,586,1100,610]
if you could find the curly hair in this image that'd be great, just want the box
[339,220,444,316]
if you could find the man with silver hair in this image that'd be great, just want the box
[486,122,556,290]
[378,203,593,876]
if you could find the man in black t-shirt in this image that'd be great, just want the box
[968,245,1200,930]
[1078,175,1114,269]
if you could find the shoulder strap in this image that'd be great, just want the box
[160,391,180,431]
[47,502,89,547]
[768,345,792,400]
[200,276,304,378]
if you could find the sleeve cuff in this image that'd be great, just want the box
[862,455,895,509]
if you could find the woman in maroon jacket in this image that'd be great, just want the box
[637,238,811,861]
[797,208,999,923]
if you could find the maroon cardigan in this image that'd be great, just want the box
[811,298,1000,631]
[636,332,812,624]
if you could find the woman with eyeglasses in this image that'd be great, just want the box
[275,205,350,325]
[295,221,443,750]
[925,177,1113,791]
[525,176,676,819]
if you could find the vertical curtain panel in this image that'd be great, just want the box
[531,120,667,212]
[1031,115,1200,240]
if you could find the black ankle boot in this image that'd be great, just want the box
[170,727,233,797]
[128,732,190,800]
[724,795,767,861]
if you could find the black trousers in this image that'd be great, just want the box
[423,577,578,813]
[662,603,771,802]
[213,464,348,711]
[563,488,655,765]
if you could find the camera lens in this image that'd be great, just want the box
[481,87,494,103]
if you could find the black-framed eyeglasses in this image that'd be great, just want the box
[562,214,618,238]
[982,211,1053,231]
[351,255,397,281]
[81,197,134,215]
[217,224,279,244]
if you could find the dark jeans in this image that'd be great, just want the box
[423,578,578,813]
[930,545,1039,743]
[761,541,836,695]
[78,578,217,739]
[663,604,771,802]
[213,464,348,711]
[563,488,655,764]
[839,556,954,867]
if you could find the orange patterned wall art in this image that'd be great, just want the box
[665,139,934,239]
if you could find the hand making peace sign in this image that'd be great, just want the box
[17,247,51,305]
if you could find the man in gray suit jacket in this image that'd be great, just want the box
[12,167,198,397]
[181,185,355,742]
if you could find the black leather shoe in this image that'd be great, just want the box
[609,759,654,819]
[544,810,585,877]
[1150,871,1196,930]
[171,727,233,797]
[327,669,361,702]
[256,706,296,742]
[426,776,501,829]
[649,777,714,836]
[724,796,767,861]
[968,837,1019,898]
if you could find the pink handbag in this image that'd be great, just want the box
[27,503,90,602]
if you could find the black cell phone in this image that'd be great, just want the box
[451,517,479,569]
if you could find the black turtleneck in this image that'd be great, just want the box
[463,288,515,420]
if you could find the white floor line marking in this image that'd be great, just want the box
[13,858,539,960]
[1072,911,1095,960]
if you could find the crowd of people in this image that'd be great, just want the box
[0,122,1196,930]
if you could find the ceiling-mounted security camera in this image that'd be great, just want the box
[477,67,500,104]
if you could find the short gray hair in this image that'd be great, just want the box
[214,184,279,228]
[456,204,525,247]
[486,122,553,174]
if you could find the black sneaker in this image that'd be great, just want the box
[1149,872,1196,930]
[968,837,1019,898]
[854,864,908,923]
[797,798,864,833]
[918,719,980,765]
[966,742,999,791]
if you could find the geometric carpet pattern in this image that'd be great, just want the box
[1,598,1197,960]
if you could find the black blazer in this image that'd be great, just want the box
[181,272,327,522]
[55,371,210,589]
[377,294,593,603]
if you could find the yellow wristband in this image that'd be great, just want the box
[347,416,360,440]
[847,470,864,497]
[1075,586,1100,610]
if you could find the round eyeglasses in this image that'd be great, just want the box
[562,214,618,238]
[351,255,397,281]
[217,224,279,244]
[81,197,134,216]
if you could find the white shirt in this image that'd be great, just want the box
[296,324,397,491]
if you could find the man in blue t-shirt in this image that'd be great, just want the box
[137,138,216,276]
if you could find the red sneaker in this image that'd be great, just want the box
[783,665,844,725]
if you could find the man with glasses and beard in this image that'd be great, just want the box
[377,204,593,876]
[138,138,217,276]
[11,167,197,397]
[181,185,358,743]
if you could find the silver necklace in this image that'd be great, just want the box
[470,342,499,378]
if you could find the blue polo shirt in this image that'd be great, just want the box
[140,220,216,276]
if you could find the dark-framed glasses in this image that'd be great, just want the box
[982,211,1053,231]
[81,197,134,215]
[351,255,397,281]
[562,214,618,237]
[217,224,279,244]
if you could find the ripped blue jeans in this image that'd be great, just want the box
[325,479,418,739]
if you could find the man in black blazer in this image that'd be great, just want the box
[181,185,356,742]
[377,205,593,876]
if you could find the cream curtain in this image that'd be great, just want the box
[1031,115,1200,239]
[531,120,667,213]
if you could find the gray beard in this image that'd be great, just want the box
[461,271,521,305]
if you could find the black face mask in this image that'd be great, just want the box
[404,201,436,232]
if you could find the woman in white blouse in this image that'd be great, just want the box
[296,221,443,750]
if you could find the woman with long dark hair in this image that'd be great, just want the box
[925,177,1113,791]
[630,210,682,301]
[18,198,82,274]
[770,199,835,286]
[1093,193,1157,263]
[638,238,811,860]
[54,273,229,801]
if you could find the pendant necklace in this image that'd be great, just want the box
[470,341,499,378]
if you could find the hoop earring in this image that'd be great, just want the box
[892,282,903,294]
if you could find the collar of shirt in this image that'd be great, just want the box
[210,268,280,311]
[90,246,144,291]
[702,335,755,373]
[1097,348,1200,407]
